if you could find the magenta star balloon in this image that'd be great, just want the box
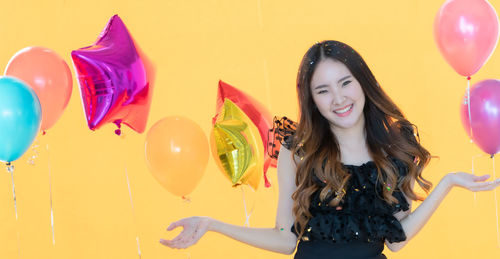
[71,15,154,134]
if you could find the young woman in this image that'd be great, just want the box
[160,40,500,258]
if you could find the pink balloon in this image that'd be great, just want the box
[71,15,155,134]
[461,79,500,155]
[434,0,499,77]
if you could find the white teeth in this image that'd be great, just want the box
[334,105,352,114]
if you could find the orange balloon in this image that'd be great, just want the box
[145,117,209,197]
[5,46,72,131]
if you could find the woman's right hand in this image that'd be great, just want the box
[160,216,212,249]
[446,172,500,191]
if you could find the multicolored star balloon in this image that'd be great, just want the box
[71,15,154,134]
[214,80,273,187]
[211,99,263,190]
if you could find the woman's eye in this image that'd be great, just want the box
[317,90,327,94]
[342,80,352,87]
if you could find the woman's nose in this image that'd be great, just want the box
[332,91,346,105]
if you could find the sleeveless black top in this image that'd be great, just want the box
[268,117,409,259]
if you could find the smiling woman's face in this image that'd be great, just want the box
[309,58,365,131]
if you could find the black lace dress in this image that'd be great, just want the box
[268,117,410,259]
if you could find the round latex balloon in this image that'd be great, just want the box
[5,46,72,131]
[461,79,500,155]
[0,76,42,163]
[434,0,499,77]
[145,117,209,197]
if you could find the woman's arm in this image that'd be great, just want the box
[160,145,299,254]
[207,219,297,254]
[386,172,500,252]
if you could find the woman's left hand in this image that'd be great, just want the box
[446,172,500,192]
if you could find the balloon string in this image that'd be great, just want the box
[7,163,21,258]
[263,59,272,112]
[16,231,21,259]
[179,194,191,259]
[468,77,478,205]
[7,164,18,220]
[241,186,256,227]
[121,136,142,259]
[241,187,250,226]
[256,0,263,28]
[27,138,40,165]
[472,154,483,204]
[493,156,500,248]
[125,166,142,258]
[46,141,55,245]
[467,77,473,142]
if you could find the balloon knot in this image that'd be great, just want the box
[5,163,14,173]
[467,76,471,80]
[42,130,46,135]
[264,175,271,188]
[114,121,122,135]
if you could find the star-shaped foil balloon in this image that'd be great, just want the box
[214,80,273,187]
[71,15,154,134]
[211,99,263,190]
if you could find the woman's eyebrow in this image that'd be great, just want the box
[313,84,329,90]
[313,75,352,90]
[337,75,351,83]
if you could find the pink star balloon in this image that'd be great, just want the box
[71,15,154,134]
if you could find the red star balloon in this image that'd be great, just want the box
[213,80,274,187]
[71,15,154,134]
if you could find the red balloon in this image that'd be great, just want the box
[461,79,500,155]
[434,0,499,77]
[5,47,72,132]
[214,80,274,187]
[71,15,154,134]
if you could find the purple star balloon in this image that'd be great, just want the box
[71,15,154,134]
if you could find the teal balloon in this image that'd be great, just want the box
[0,76,42,163]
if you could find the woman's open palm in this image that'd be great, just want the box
[160,216,211,249]
[449,172,500,191]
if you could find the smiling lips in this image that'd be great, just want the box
[333,104,353,117]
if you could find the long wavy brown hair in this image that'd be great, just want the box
[290,40,433,240]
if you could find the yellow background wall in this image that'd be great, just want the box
[0,0,499,258]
